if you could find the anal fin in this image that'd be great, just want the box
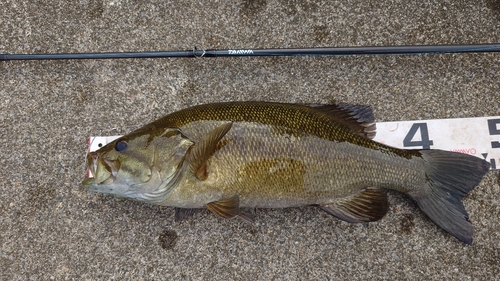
[238,208,255,223]
[319,187,389,223]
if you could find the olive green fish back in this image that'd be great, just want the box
[139,102,419,159]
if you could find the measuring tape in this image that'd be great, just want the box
[88,116,500,173]
[373,116,499,170]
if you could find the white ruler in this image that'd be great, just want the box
[88,116,500,171]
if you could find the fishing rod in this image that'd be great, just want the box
[2,43,500,61]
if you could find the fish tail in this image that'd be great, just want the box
[410,150,490,244]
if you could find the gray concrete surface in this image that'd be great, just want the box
[1,0,499,280]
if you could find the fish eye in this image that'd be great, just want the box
[114,140,128,152]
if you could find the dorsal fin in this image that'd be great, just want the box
[310,103,376,139]
[186,122,233,180]
[319,187,389,223]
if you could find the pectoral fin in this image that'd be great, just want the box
[186,122,233,180]
[319,187,389,223]
[206,194,241,219]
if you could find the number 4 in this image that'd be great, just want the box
[403,123,434,149]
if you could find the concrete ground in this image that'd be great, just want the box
[1,0,499,280]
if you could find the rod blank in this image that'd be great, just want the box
[2,43,500,61]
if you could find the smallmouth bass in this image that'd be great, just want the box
[83,102,490,244]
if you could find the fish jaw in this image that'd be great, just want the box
[86,152,121,184]
[83,152,130,198]
[82,154,136,199]
[81,177,132,200]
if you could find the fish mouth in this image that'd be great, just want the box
[86,152,121,185]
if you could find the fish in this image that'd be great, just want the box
[83,102,490,244]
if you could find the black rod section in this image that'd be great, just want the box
[2,43,500,61]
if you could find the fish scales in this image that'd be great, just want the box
[172,121,419,208]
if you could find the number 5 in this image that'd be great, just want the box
[488,119,500,148]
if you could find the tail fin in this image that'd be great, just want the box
[412,150,490,244]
